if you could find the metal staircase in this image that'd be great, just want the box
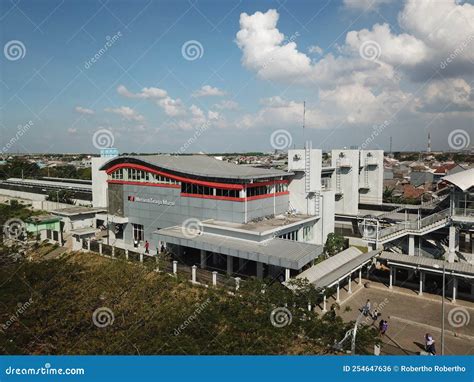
[364,209,451,244]
[304,141,311,193]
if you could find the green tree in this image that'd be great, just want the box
[323,233,347,258]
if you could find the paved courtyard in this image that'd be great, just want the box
[334,281,474,355]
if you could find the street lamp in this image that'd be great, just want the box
[433,263,445,355]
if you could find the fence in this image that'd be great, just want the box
[82,239,242,290]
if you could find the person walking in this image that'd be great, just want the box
[145,240,150,254]
[363,299,371,316]
[425,333,436,355]
[371,308,379,321]
[379,319,388,336]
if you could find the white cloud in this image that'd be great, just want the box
[75,106,94,115]
[158,97,186,117]
[214,100,239,110]
[343,0,393,11]
[117,85,167,99]
[308,45,323,55]
[68,128,77,134]
[104,106,145,122]
[192,85,226,97]
[420,78,474,113]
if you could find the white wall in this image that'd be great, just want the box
[313,189,335,245]
[331,149,360,215]
[92,157,110,208]
[359,150,384,205]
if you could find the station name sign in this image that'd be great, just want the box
[128,195,175,206]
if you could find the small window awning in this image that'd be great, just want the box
[154,226,323,270]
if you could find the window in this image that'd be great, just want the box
[132,223,144,242]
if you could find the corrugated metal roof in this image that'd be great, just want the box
[101,155,291,181]
[380,252,474,276]
[442,168,474,191]
[154,226,323,269]
[296,248,382,289]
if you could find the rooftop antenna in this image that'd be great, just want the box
[389,136,392,154]
[427,132,432,153]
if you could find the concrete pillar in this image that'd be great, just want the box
[366,265,370,278]
[336,282,340,303]
[452,277,457,303]
[173,260,178,275]
[285,268,291,282]
[358,268,362,285]
[393,266,397,286]
[235,277,241,291]
[389,267,393,289]
[212,271,217,286]
[99,242,103,255]
[192,265,197,283]
[348,274,352,294]
[79,238,84,251]
[419,271,424,295]
[200,250,206,269]
[448,225,457,263]
[256,262,264,279]
[87,239,91,251]
[112,246,115,258]
[408,235,415,256]
[227,255,233,275]
[139,253,143,263]
[125,249,129,260]
[322,295,327,312]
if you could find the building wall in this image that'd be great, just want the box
[111,183,289,245]
[359,150,384,205]
[92,157,110,208]
[331,149,360,215]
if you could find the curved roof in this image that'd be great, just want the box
[100,155,291,182]
[442,168,474,191]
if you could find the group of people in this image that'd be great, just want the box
[133,240,166,255]
[362,300,388,335]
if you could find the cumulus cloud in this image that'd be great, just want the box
[420,78,474,113]
[104,106,145,122]
[158,97,186,117]
[117,84,168,99]
[75,106,95,115]
[308,45,323,55]
[192,85,226,97]
[214,100,239,110]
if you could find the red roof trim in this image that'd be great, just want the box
[107,180,180,189]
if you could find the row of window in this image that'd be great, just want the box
[181,183,240,198]
[110,168,179,185]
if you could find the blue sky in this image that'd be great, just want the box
[1,0,473,154]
